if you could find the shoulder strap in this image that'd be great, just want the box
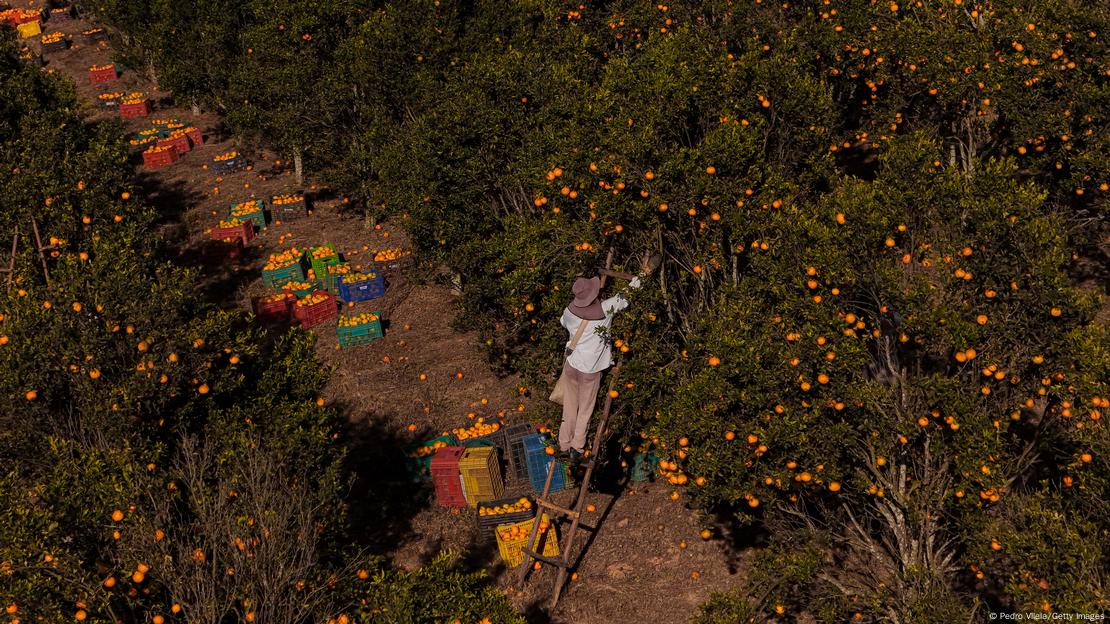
[568,318,589,351]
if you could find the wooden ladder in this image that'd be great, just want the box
[515,363,621,609]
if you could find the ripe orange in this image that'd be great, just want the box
[111,509,124,522]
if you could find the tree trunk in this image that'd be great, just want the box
[190,97,200,116]
[293,150,304,185]
[147,59,159,91]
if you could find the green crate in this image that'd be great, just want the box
[308,244,340,279]
[318,262,352,293]
[279,282,317,297]
[229,200,266,229]
[403,434,457,481]
[262,255,307,289]
[337,312,383,348]
[627,451,659,482]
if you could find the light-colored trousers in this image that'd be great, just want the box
[558,362,603,452]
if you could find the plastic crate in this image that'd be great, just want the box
[261,252,307,288]
[89,64,118,83]
[184,127,203,147]
[200,240,242,267]
[503,423,538,481]
[292,291,337,329]
[403,434,458,481]
[495,514,559,568]
[81,28,107,43]
[157,134,191,155]
[280,282,317,298]
[40,35,66,53]
[338,272,385,303]
[209,221,254,247]
[307,244,340,279]
[229,200,266,229]
[316,263,352,294]
[250,292,294,324]
[431,446,466,507]
[628,451,660,482]
[523,434,567,494]
[460,447,504,507]
[477,495,535,527]
[16,20,40,38]
[142,147,178,169]
[272,198,307,221]
[337,313,383,348]
[47,6,71,20]
[120,100,151,119]
[212,156,246,174]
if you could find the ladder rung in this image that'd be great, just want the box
[535,499,579,519]
[522,548,568,568]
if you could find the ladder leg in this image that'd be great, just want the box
[516,455,560,586]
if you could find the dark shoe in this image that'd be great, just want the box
[567,449,583,467]
[555,449,572,462]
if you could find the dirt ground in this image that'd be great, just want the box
[22,5,746,622]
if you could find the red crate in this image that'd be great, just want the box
[89,65,118,84]
[208,221,254,247]
[200,239,242,266]
[142,147,178,169]
[119,100,151,118]
[13,11,41,25]
[185,128,203,147]
[292,291,337,328]
[251,292,294,324]
[431,446,466,507]
[157,134,192,155]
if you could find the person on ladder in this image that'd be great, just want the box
[552,256,650,469]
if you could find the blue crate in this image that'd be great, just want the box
[338,272,385,302]
[522,434,566,494]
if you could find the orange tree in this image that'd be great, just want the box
[0,32,521,624]
[77,0,1109,619]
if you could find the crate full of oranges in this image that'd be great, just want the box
[261,248,306,288]
[477,496,535,527]
[337,311,382,348]
[403,434,458,481]
[495,514,559,568]
[292,291,337,328]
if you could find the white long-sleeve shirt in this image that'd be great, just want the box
[561,277,641,374]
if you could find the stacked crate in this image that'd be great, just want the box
[459,447,504,507]
[502,423,538,481]
[431,446,466,507]
[522,434,567,494]
[318,263,352,293]
[403,434,457,482]
[477,496,535,527]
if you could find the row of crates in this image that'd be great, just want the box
[421,427,569,499]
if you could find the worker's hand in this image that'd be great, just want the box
[640,252,660,275]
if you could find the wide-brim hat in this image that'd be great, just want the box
[569,276,604,320]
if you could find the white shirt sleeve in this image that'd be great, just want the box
[601,276,641,317]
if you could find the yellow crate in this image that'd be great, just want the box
[17,21,42,39]
[495,514,559,568]
[460,447,503,507]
